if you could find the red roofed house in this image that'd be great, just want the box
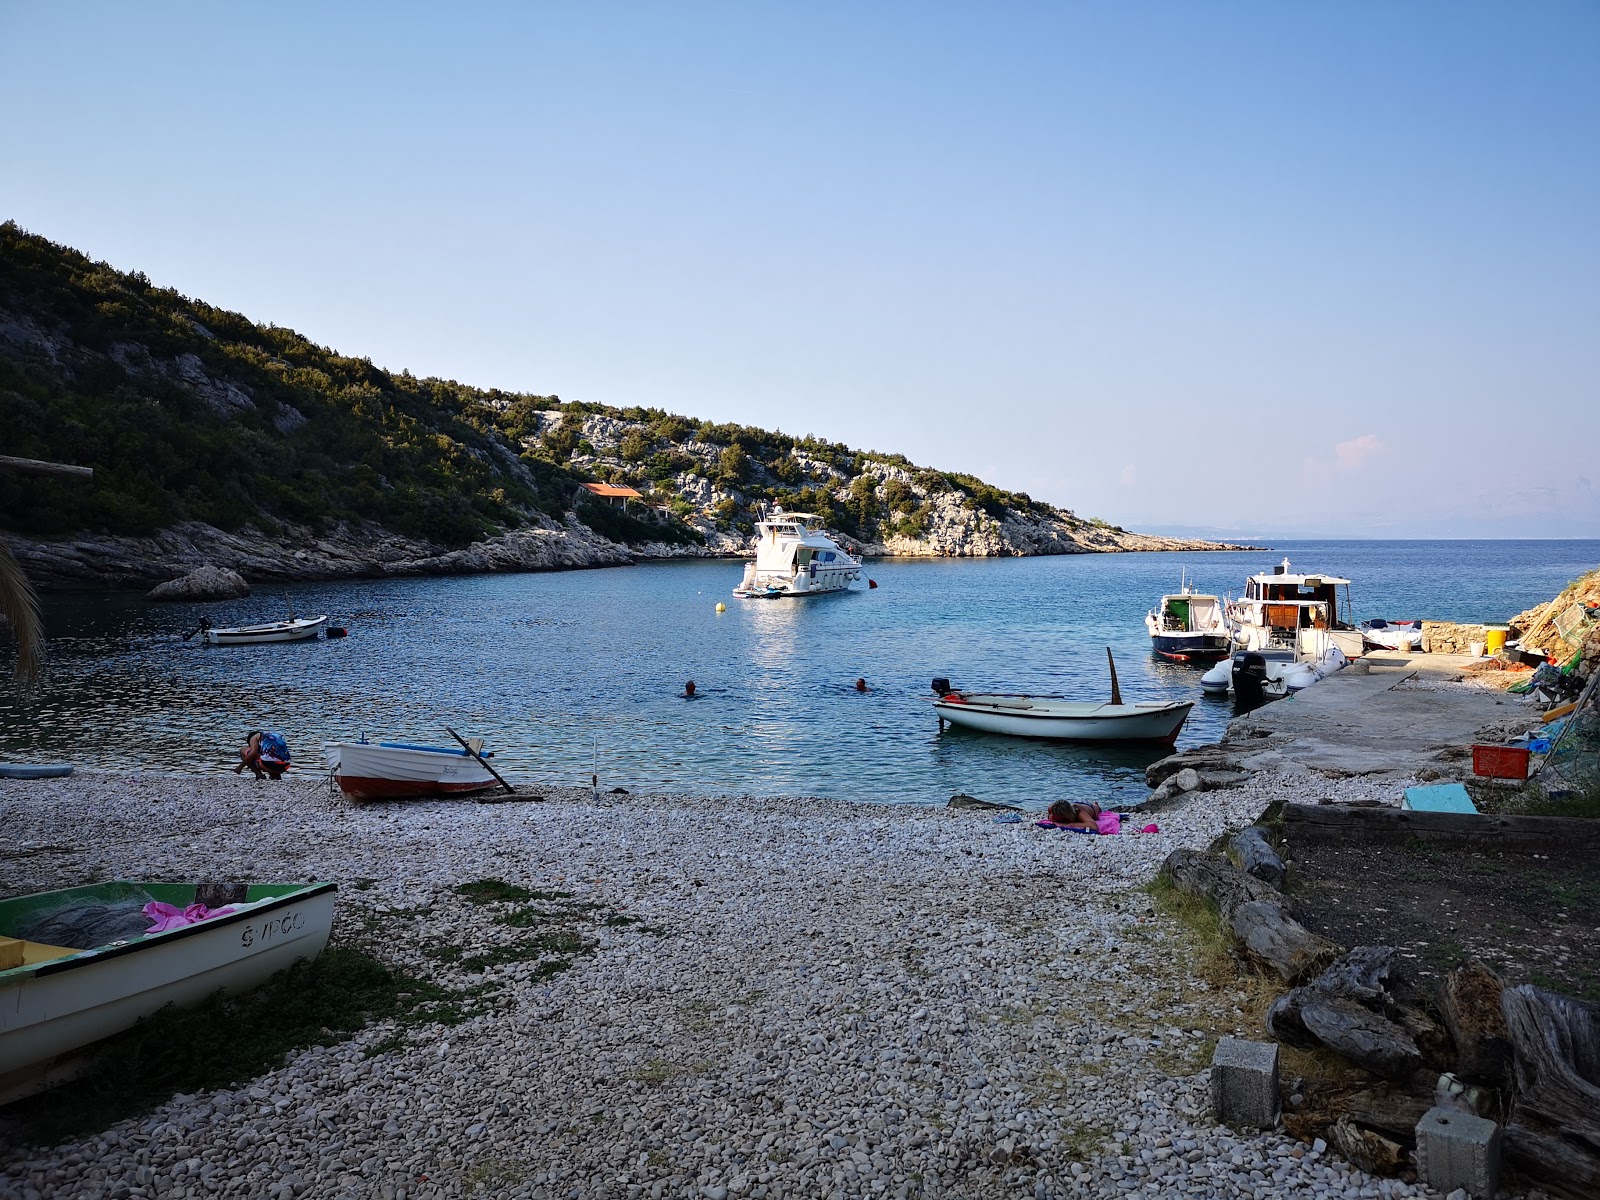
[581,482,644,510]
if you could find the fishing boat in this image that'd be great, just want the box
[1144,574,1233,662]
[929,650,1193,744]
[734,509,862,598]
[197,613,328,645]
[0,880,335,1103]
[326,739,500,801]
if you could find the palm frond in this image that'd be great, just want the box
[0,539,44,683]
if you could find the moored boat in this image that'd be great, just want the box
[930,679,1193,744]
[734,509,862,598]
[326,739,500,801]
[0,880,335,1103]
[198,614,328,645]
[1144,576,1233,662]
[1228,558,1365,661]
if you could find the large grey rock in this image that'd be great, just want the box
[146,565,250,601]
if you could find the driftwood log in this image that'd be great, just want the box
[1267,947,1445,1081]
[1159,848,1337,984]
[1330,1115,1405,1176]
[1497,984,1600,1195]
[1438,959,1513,1086]
[1230,826,1286,888]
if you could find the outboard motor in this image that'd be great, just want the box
[931,677,953,697]
[1232,652,1271,708]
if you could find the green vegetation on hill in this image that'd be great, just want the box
[0,222,1101,551]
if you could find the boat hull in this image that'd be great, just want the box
[933,695,1193,744]
[0,882,335,1103]
[203,616,328,645]
[1150,633,1233,662]
[328,742,499,801]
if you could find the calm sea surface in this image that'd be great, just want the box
[2,540,1595,810]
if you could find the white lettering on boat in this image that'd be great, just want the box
[239,908,307,948]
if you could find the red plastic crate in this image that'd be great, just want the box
[1472,744,1529,780]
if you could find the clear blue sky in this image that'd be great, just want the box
[3,2,1596,537]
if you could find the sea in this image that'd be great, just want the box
[2,540,1595,811]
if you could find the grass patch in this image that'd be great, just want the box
[1423,939,1466,970]
[3,946,468,1144]
[464,1157,528,1190]
[454,879,536,904]
[631,1057,690,1085]
[1143,877,1284,1036]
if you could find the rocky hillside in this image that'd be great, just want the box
[1,223,1234,590]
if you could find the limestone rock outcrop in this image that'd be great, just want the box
[146,565,251,601]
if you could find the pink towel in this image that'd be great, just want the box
[1096,811,1121,835]
[143,901,238,933]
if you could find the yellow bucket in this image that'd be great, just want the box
[1484,624,1509,654]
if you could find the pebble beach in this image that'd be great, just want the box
[0,771,1471,1200]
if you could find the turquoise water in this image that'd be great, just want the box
[2,541,1594,809]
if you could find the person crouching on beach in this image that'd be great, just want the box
[234,730,291,780]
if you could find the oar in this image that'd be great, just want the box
[1107,646,1123,706]
[445,726,516,794]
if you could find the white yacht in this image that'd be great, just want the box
[734,509,862,598]
[1229,558,1365,660]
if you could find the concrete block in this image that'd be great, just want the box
[1210,1036,1279,1129]
[1415,1106,1500,1198]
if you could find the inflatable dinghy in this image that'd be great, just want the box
[0,763,74,779]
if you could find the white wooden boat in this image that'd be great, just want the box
[326,739,499,801]
[200,614,327,645]
[734,509,862,598]
[931,680,1193,744]
[0,880,335,1103]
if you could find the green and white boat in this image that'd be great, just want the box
[0,880,336,1104]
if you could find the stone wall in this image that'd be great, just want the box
[1421,621,1486,655]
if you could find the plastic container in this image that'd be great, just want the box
[1484,624,1509,654]
[1468,640,1486,658]
[1472,744,1530,780]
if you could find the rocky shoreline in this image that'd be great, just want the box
[8,517,1248,594]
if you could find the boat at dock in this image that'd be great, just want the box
[0,881,335,1103]
[734,509,862,598]
[1144,576,1233,662]
[326,739,501,801]
[1227,558,1365,661]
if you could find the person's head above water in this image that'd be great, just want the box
[854,678,868,692]
[683,680,696,697]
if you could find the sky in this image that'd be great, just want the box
[2,2,1597,538]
